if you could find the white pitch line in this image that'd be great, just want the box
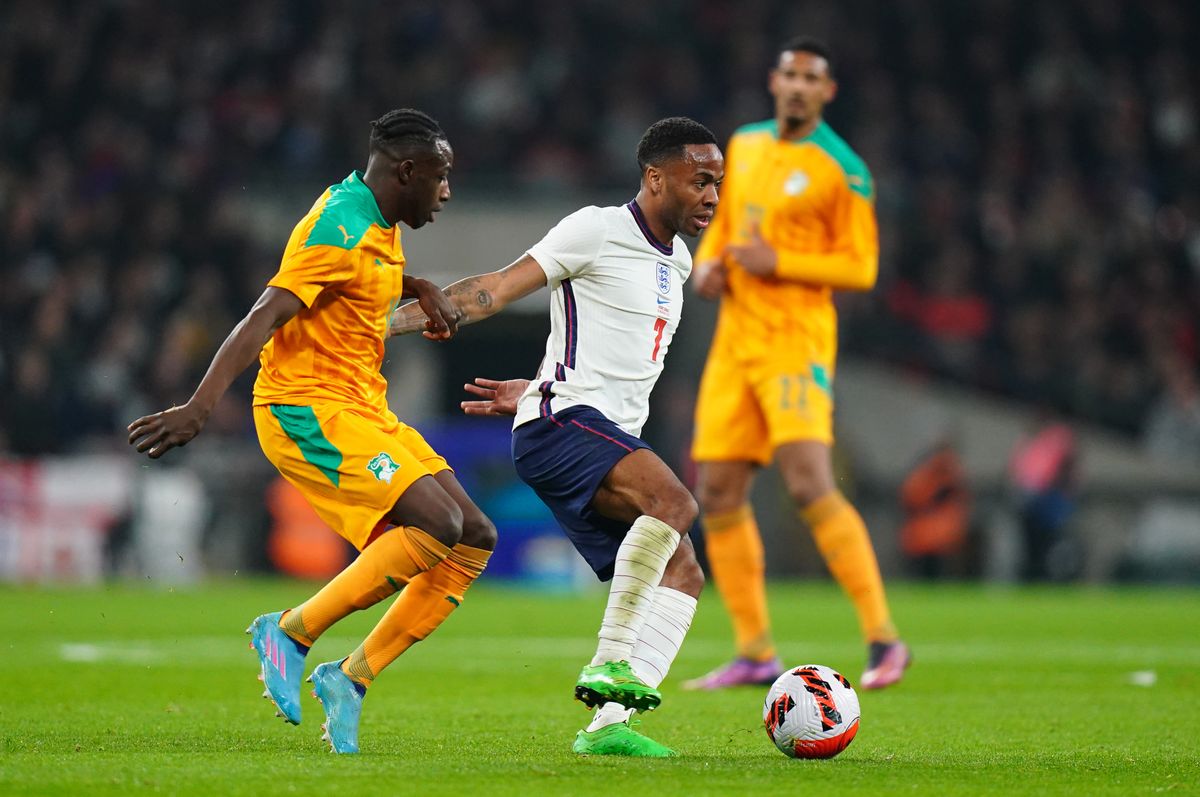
[52,637,1200,667]
[59,643,164,664]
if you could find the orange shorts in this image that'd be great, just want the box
[691,343,835,465]
[253,402,450,550]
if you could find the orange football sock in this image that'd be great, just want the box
[342,543,492,686]
[278,526,450,647]
[703,504,776,661]
[801,492,898,643]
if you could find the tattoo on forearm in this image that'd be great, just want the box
[447,280,495,320]
[390,305,427,336]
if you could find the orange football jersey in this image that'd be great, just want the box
[253,171,406,414]
[696,119,878,361]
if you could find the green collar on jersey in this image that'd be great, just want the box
[303,171,389,250]
[734,119,873,200]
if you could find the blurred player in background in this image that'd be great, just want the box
[683,38,910,691]
[395,117,723,756]
[128,109,497,753]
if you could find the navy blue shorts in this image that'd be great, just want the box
[512,404,651,582]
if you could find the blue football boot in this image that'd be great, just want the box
[309,660,366,754]
[246,611,309,725]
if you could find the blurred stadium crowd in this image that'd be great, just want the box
[1,0,1198,460]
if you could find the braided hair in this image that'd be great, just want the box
[369,109,447,159]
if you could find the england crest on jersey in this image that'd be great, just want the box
[657,262,672,295]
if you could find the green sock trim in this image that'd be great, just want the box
[344,648,374,686]
[280,608,312,645]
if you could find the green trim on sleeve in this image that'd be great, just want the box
[808,122,874,200]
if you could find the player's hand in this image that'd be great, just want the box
[725,223,777,278]
[410,278,459,340]
[460,377,529,416]
[693,258,727,300]
[127,402,208,459]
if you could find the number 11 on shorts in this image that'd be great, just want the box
[651,318,667,362]
[780,373,809,411]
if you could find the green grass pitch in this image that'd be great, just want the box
[2,580,1197,795]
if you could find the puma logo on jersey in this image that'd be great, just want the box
[338,225,355,244]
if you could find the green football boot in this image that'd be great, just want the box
[574,661,662,711]
[572,721,677,757]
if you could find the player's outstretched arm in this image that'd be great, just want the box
[127,287,303,459]
[460,377,531,417]
[389,255,547,338]
[400,274,459,340]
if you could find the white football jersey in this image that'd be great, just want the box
[513,201,692,437]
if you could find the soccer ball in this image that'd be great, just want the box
[763,664,860,759]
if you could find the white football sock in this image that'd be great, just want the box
[590,516,680,667]
[629,586,697,686]
[587,586,698,732]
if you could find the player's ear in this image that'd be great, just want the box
[644,164,663,195]
[395,158,416,185]
[825,79,838,103]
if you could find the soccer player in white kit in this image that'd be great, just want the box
[393,117,723,756]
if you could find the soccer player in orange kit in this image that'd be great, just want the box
[128,109,496,753]
[683,38,910,691]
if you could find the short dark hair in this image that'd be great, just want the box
[369,109,447,159]
[778,36,834,76]
[636,117,718,171]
